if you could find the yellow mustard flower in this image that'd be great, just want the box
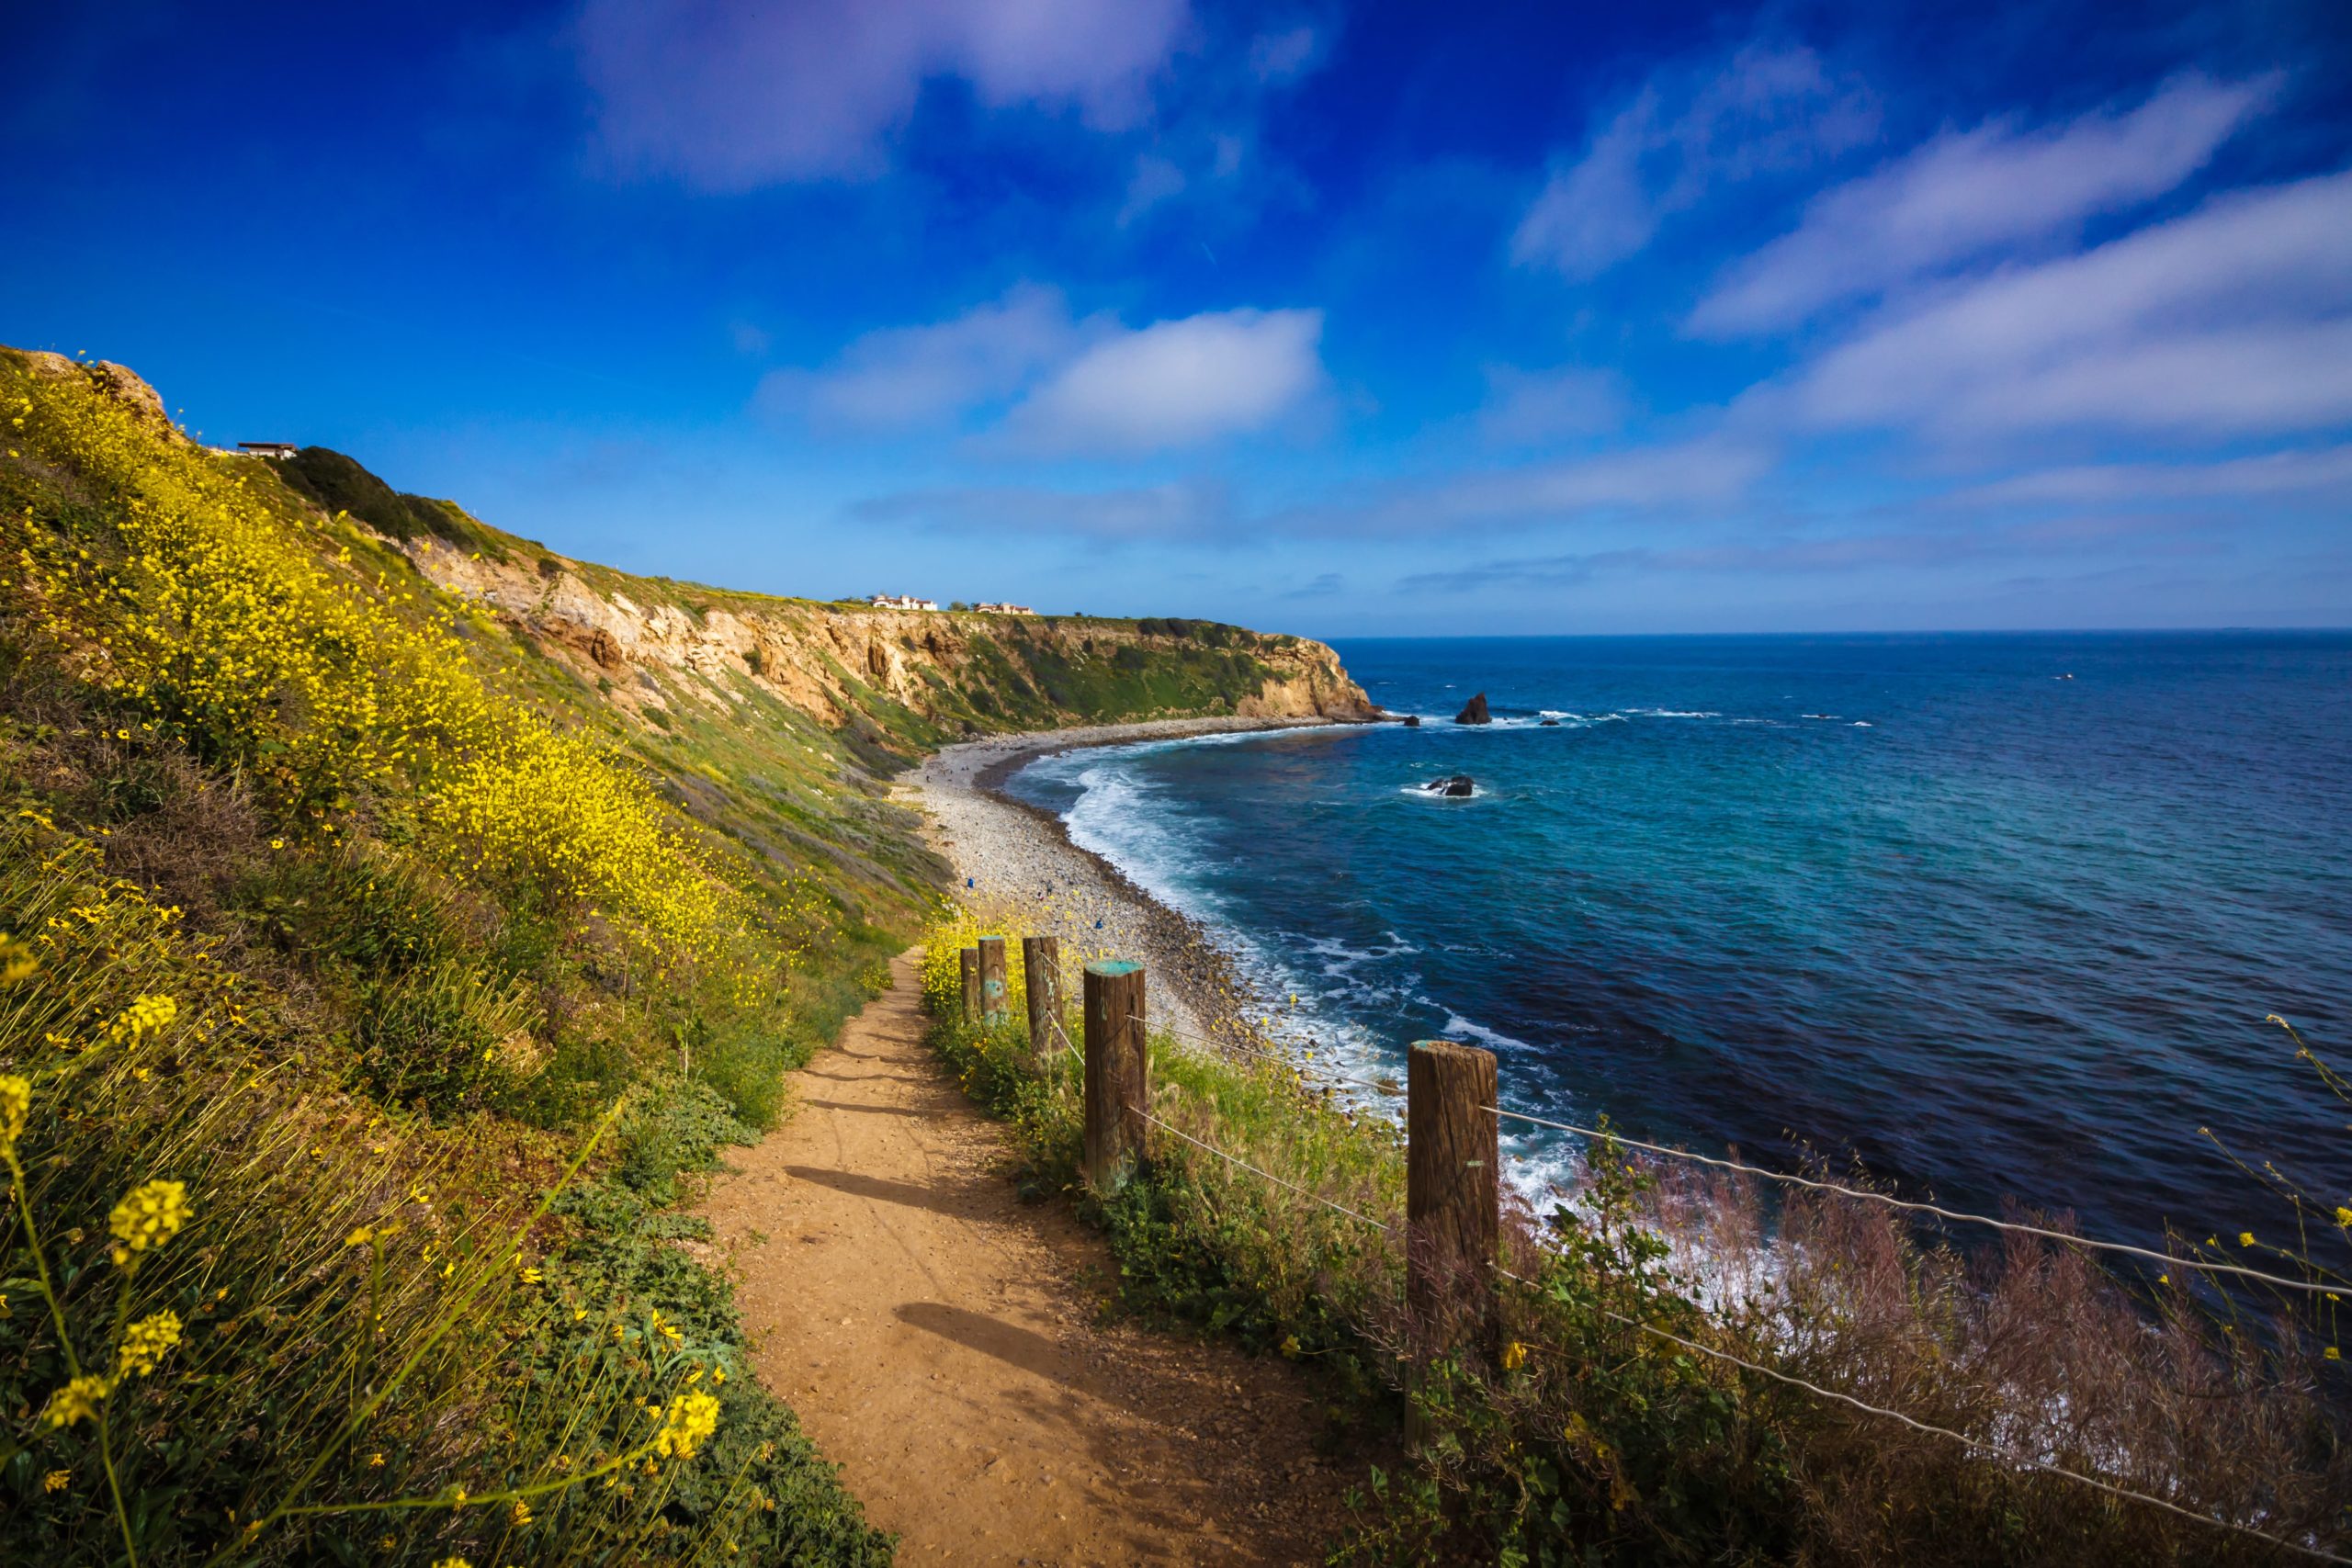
[109,1178,192,1265]
[1501,1341,1531,1371]
[511,1500,533,1527]
[0,1073,29,1156]
[42,1470,69,1494]
[0,931,38,984]
[102,993,177,1047]
[651,1389,721,1461]
[2240,1232,2256,1248]
[42,1374,108,1428]
[115,1311,184,1380]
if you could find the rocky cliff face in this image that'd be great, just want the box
[29,351,1377,750]
[401,536,1379,742]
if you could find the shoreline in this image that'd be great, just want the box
[905,716,1349,1042]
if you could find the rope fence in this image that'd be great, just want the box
[951,942,2348,1563]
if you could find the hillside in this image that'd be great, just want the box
[0,345,1373,1566]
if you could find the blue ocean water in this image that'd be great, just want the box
[1005,633,2352,1249]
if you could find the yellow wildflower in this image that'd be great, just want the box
[102,993,177,1047]
[651,1389,721,1460]
[0,931,38,984]
[115,1310,184,1380]
[431,1559,471,1568]
[511,1500,533,1527]
[42,1374,108,1428]
[1500,1341,1530,1371]
[109,1179,191,1264]
[2240,1232,2256,1248]
[42,1469,69,1493]
[0,1073,28,1156]
[2335,1207,2352,1229]
[2328,1347,2341,1361]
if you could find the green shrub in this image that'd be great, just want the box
[356,961,537,1111]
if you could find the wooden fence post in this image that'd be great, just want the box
[958,947,979,1022]
[1022,934,1061,1057]
[977,936,1008,1024]
[1082,961,1148,1190]
[1407,1040,1500,1351]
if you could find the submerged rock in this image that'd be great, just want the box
[1401,714,1421,728]
[1453,692,1491,725]
[1539,717,1559,727]
[1420,774,1476,797]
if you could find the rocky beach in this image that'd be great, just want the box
[904,716,1341,1042]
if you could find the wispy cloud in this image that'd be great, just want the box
[760,291,1327,455]
[1785,169,2352,440]
[1690,73,2277,335]
[999,307,1327,455]
[575,0,1189,187]
[850,478,1235,540]
[1295,435,1772,536]
[1476,365,1628,446]
[1951,445,2352,505]
[756,285,1084,433]
[1396,514,2215,593]
[1510,42,1876,280]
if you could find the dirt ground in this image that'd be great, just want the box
[698,951,1362,1566]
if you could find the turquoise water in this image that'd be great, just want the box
[1005,632,2352,1249]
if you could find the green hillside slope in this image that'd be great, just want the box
[0,346,1369,1566]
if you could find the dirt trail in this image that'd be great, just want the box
[700,952,1357,1566]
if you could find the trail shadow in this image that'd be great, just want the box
[797,1068,930,1087]
[798,1098,934,1120]
[895,1302,1074,1389]
[785,1165,989,1221]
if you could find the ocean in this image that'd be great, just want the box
[1003,632,2352,1252]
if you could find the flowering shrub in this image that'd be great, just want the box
[5,367,745,969]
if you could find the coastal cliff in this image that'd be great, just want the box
[401,535,1380,748]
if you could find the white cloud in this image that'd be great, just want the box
[1001,308,1327,455]
[1690,73,2277,336]
[1789,170,2352,439]
[1276,434,1772,537]
[758,285,1082,431]
[1511,43,1876,280]
[576,0,1188,188]
[1116,153,1188,226]
[852,478,1234,539]
[1954,445,2352,505]
[1477,365,1628,446]
[1248,26,1320,83]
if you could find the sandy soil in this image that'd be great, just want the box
[700,950,1360,1566]
[902,717,1341,1043]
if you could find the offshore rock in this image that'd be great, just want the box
[1453,692,1491,725]
[1421,775,1476,797]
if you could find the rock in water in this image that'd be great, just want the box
[1539,717,1559,727]
[1401,714,1421,728]
[1453,692,1491,725]
[1420,774,1476,797]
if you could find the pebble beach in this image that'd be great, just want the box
[904,716,1338,1043]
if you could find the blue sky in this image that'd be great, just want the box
[7,0,2350,634]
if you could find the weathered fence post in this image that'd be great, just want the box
[958,946,979,1022]
[1022,934,1061,1056]
[977,935,1009,1024]
[1082,960,1148,1190]
[1407,1040,1500,1351]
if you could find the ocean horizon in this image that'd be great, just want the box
[1006,628,2352,1253]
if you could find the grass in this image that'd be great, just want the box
[0,342,1366,1564]
[916,901,2352,1565]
